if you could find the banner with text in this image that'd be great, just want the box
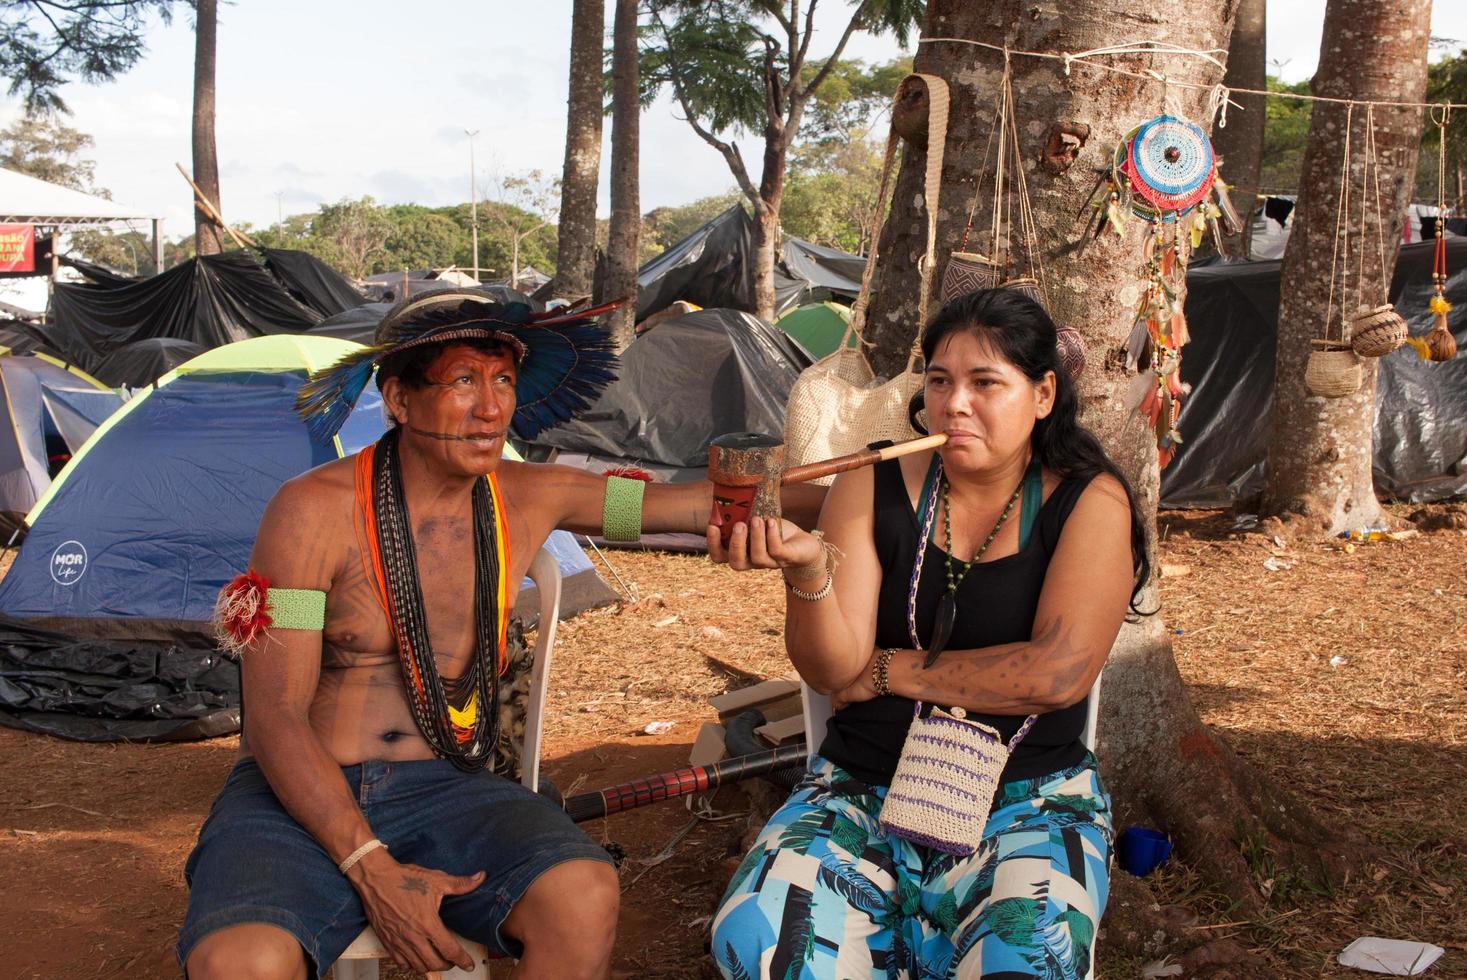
[0,224,35,273]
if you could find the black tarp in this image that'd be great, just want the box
[633,206,812,321]
[91,337,207,387]
[0,318,48,355]
[1161,239,1467,507]
[782,236,863,299]
[312,302,388,344]
[44,249,364,372]
[0,615,240,742]
[260,247,369,318]
[535,308,812,468]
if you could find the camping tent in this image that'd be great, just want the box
[1161,239,1467,507]
[0,335,616,741]
[534,308,812,468]
[43,248,366,372]
[775,301,856,359]
[632,207,863,322]
[0,352,121,532]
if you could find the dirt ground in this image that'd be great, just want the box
[0,505,1463,979]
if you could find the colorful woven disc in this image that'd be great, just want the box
[1121,114,1216,217]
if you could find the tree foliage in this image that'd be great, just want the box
[799,56,912,144]
[0,114,97,188]
[1259,76,1312,194]
[1420,46,1467,206]
[782,133,884,253]
[0,0,174,114]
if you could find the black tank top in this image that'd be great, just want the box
[818,457,1094,786]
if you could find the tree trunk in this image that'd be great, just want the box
[553,0,605,300]
[1261,0,1431,535]
[750,134,788,321]
[191,0,224,256]
[863,0,1355,960]
[1214,0,1265,257]
[605,0,640,349]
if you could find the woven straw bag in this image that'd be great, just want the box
[940,251,1004,302]
[1350,304,1408,357]
[1305,339,1363,397]
[881,707,1038,855]
[784,74,949,483]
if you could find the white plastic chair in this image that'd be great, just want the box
[333,547,562,980]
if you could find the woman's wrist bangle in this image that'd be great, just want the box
[787,570,834,602]
[338,837,387,874]
[873,648,898,697]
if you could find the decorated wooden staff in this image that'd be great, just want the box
[562,743,809,823]
[708,432,949,545]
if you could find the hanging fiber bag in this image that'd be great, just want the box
[783,74,949,483]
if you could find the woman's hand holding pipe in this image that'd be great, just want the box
[707,515,824,577]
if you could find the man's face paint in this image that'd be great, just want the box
[393,344,517,474]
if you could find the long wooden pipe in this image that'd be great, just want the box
[781,432,948,485]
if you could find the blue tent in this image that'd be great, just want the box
[0,336,614,741]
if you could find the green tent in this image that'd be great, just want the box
[775,301,856,360]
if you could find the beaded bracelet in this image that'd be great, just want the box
[873,648,898,697]
[787,570,834,602]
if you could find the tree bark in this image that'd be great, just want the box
[1261,0,1431,535]
[554,0,605,300]
[863,0,1355,954]
[1214,0,1265,257]
[191,0,224,256]
[605,0,640,349]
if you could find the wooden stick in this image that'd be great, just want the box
[781,433,948,486]
[174,163,258,250]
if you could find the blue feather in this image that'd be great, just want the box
[295,347,380,443]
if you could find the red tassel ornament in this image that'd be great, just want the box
[214,569,273,656]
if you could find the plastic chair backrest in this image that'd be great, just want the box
[520,547,561,793]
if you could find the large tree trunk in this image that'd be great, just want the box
[605,0,640,349]
[750,134,788,321]
[864,0,1355,963]
[553,0,605,300]
[1261,0,1431,535]
[1214,0,1265,257]
[191,0,224,256]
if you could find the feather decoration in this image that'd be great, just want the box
[294,343,389,444]
[510,319,619,440]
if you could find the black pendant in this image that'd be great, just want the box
[924,591,958,668]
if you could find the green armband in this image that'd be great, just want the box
[602,475,646,542]
[268,588,327,630]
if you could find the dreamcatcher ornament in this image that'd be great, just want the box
[1091,109,1238,469]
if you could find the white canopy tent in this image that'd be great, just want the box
[0,167,161,274]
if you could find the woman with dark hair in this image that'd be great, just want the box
[709,288,1149,979]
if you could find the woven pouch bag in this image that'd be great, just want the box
[880,706,1037,855]
[784,74,949,483]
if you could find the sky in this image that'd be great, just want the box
[1,0,1464,238]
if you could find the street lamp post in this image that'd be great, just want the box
[466,129,481,282]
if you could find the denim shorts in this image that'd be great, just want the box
[177,757,613,978]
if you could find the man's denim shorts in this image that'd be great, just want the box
[176,756,613,978]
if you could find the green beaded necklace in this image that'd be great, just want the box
[924,471,1026,667]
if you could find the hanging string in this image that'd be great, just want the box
[919,36,1467,113]
[1325,102,1355,343]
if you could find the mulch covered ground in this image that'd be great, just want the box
[0,505,1462,978]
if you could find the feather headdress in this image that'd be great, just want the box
[295,291,621,442]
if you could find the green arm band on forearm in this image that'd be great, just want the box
[268,588,327,631]
[602,476,646,542]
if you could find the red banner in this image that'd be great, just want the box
[0,224,35,273]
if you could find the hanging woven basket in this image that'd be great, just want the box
[1000,275,1047,310]
[1349,304,1408,357]
[1056,326,1087,379]
[941,251,1004,303]
[1427,319,1458,362]
[1305,339,1363,397]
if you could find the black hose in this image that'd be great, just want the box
[724,709,806,791]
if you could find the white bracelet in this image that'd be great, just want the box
[787,570,834,601]
[338,837,387,874]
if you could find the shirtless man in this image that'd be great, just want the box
[178,293,820,979]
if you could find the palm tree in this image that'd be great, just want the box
[552,0,605,300]
[191,0,224,255]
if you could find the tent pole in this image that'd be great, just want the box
[152,218,164,273]
[582,534,637,601]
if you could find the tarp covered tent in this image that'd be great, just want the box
[0,335,616,741]
[43,248,366,372]
[633,206,863,322]
[0,352,121,532]
[534,308,811,468]
[1161,239,1467,507]
[775,301,855,359]
[90,337,207,387]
